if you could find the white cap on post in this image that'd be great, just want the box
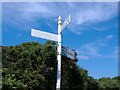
[58,16,62,25]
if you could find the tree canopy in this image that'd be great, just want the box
[1,41,120,90]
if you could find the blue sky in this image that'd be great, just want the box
[2,2,118,79]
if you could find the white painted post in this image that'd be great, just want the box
[31,15,71,90]
[56,16,62,90]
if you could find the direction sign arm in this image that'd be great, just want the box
[31,29,58,42]
[61,15,71,32]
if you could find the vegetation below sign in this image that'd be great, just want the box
[1,41,120,90]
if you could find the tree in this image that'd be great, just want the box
[98,77,120,90]
[61,57,84,89]
[2,41,120,90]
[2,42,47,89]
[2,41,83,90]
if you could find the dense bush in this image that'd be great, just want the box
[1,41,120,90]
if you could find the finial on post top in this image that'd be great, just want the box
[58,16,62,25]
[58,16,62,20]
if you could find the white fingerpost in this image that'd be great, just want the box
[56,16,62,90]
[31,15,71,90]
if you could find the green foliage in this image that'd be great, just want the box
[98,77,120,90]
[61,57,84,89]
[2,41,56,90]
[2,41,120,90]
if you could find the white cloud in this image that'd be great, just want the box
[75,3,117,25]
[93,27,109,31]
[3,2,118,33]
[106,35,113,39]
[95,35,114,46]
[21,2,54,20]
[78,55,90,60]
[77,35,115,60]
[79,43,102,57]
[69,2,118,34]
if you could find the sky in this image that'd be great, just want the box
[2,2,118,79]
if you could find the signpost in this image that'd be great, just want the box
[61,15,71,32]
[31,15,71,90]
[31,29,58,42]
[62,46,76,60]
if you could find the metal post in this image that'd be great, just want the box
[56,16,62,90]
